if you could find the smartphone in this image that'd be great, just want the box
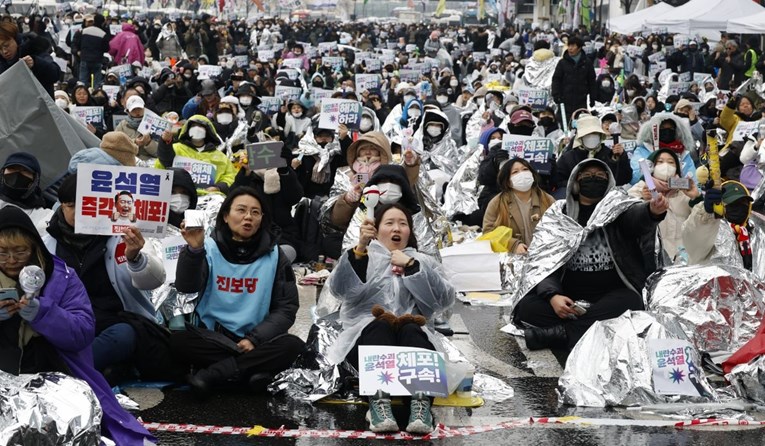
[0,288,19,301]
[572,301,589,317]
[352,173,369,187]
[669,177,692,190]
[184,210,206,229]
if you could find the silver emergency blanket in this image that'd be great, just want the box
[0,62,101,189]
[645,264,765,354]
[726,355,765,404]
[0,371,102,445]
[464,106,488,145]
[381,104,404,146]
[149,194,224,317]
[558,311,717,407]
[413,109,464,179]
[442,147,482,218]
[705,212,765,282]
[295,127,342,174]
[220,120,249,158]
[513,53,559,90]
[512,189,642,303]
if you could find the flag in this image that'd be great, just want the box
[252,0,263,10]
[435,0,445,16]
[479,0,485,20]
[581,0,592,30]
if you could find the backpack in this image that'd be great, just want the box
[294,196,326,262]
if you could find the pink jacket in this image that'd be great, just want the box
[108,24,145,65]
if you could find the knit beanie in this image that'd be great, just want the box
[100,132,138,166]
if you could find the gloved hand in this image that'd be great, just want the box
[703,182,723,215]
[492,148,509,169]
[18,297,40,322]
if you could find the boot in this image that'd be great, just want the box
[188,357,239,399]
[524,325,568,351]
[247,372,274,393]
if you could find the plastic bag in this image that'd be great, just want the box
[477,226,513,253]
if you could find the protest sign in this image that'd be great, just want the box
[246,141,288,170]
[647,52,665,64]
[102,85,120,102]
[405,44,417,53]
[625,45,643,58]
[75,164,173,237]
[277,68,300,81]
[272,43,285,53]
[110,24,122,36]
[406,62,430,74]
[70,106,104,126]
[647,338,702,397]
[666,81,692,96]
[139,67,154,80]
[323,56,344,71]
[311,88,334,104]
[362,58,382,72]
[649,61,667,78]
[258,96,282,115]
[677,72,691,82]
[355,74,381,92]
[232,55,249,68]
[380,54,395,66]
[275,85,302,102]
[172,156,217,187]
[732,120,760,141]
[197,64,223,79]
[516,88,550,111]
[501,135,555,174]
[305,46,319,59]
[281,58,304,70]
[694,73,713,85]
[161,235,185,284]
[319,99,363,130]
[359,346,448,397]
[716,90,731,109]
[110,64,133,84]
[604,139,639,159]
[399,69,421,84]
[318,41,338,54]
[257,49,275,61]
[112,114,128,129]
[674,35,690,48]
[138,111,173,139]
[472,51,486,62]
[386,42,398,50]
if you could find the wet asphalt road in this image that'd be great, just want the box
[131,297,765,445]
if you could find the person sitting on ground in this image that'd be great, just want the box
[43,174,181,383]
[0,152,52,236]
[0,206,155,444]
[514,159,668,350]
[329,203,455,434]
[483,158,555,254]
[172,187,305,398]
[627,149,700,262]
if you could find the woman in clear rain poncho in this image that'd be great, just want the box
[328,203,455,435]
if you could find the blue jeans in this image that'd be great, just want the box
[79,60,103,89]
[92,323,136,370]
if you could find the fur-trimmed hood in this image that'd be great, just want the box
[636,112,695,156]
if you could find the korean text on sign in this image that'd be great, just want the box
[172,156,217,187]
[75,163,174,237]
[358,346,448,397]
[319,99,362,130]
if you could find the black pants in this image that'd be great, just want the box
[170,328,305,378]
[347,319,435,372]
[514,288,644,349]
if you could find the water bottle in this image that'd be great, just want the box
[456,365,475,398]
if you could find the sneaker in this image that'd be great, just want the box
[366,390,399,433]
[406,392,434,434]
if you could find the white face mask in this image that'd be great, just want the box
[292,111,303,119]
[653,163,676,181]
[488,139,502,150]
[239,96,253,106]
[626,89,636,96]
[55,98,69,109]
[511,170,534,192]
[408,108,421,118]
[476,97,485,107]
[378,182,403,205]
[188,126,206,140]
[216,113,233,125]
[582,133,602,150]
[602,80,612,88]
[169,194,191,213]
[426,125,442,137]
[436,95,448,105]
[450,80,459,87]
[403,94,415,103]
[360,117,373,132]
[652,44,659,50]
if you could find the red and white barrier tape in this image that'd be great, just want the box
[141,416,765,438]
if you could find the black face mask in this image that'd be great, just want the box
[659,128,676,143]
[539,117,555,128]
[578,176,609,199]
[2,172,34,198]
[726,203,751,225]
[510,125,534,136]
[93,95,107,106]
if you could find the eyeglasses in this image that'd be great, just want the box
[0,41,13,52]
[0,251,32,264]
[578,172,609,181]
[233,207,263,218]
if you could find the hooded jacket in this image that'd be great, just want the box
[631,112,698,185]
[156,115,235,194]
[108,23,145,65]
[0,153,51,236]
[416,108,463,178]
[168,168,198,228]
[533,159,664,301]
[0,207,155,445]
[0,32,60,97]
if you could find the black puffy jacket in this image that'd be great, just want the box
[551,51,597,117]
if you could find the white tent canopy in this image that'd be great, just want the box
[644,0,765,35]
[607,2,675,35]
[728,10,765,34]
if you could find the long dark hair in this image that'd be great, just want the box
[374,203,418,250]
[497,158,539,193]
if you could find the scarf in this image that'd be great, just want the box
[731,223,753,271]
[49,207,98,254]
[659,139,685,155]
